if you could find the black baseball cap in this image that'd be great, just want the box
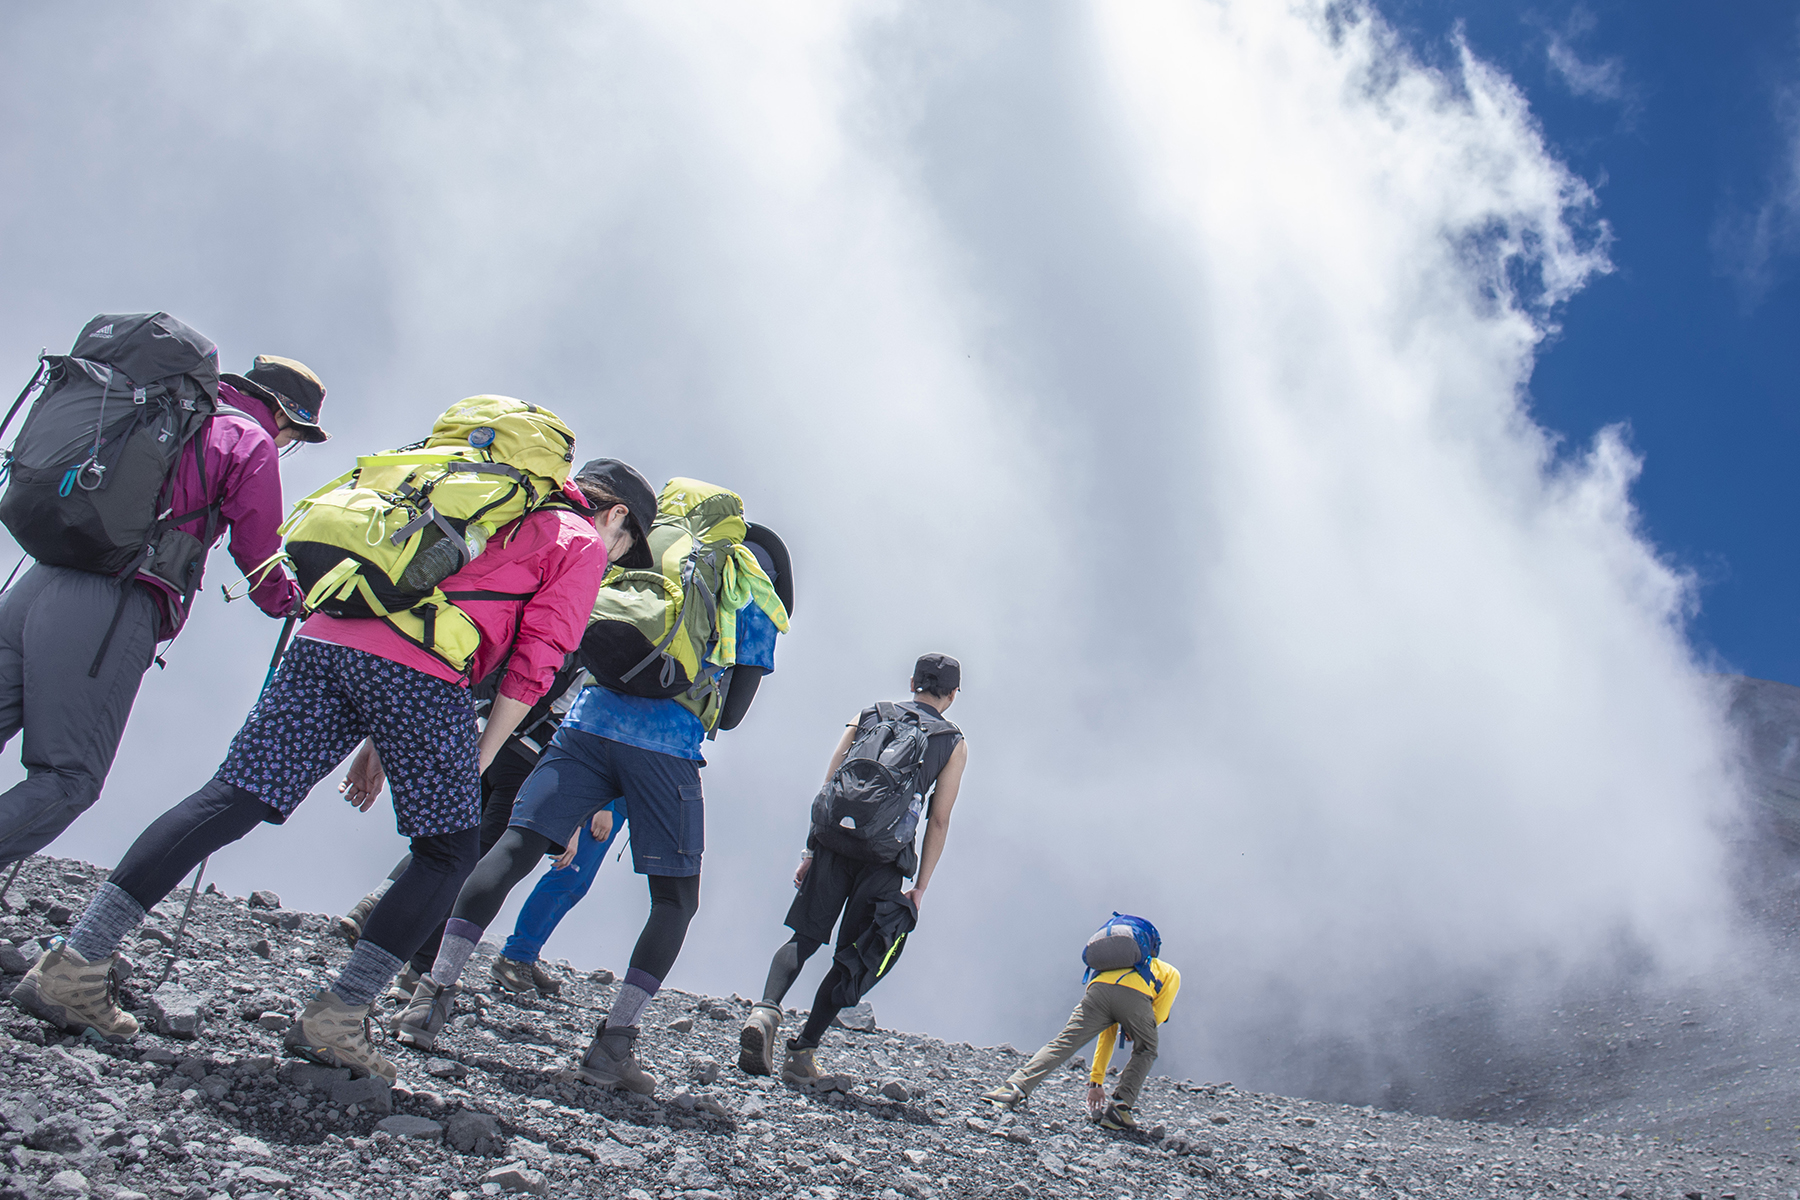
[912,653,961,695]
[221,355,329,442]
[575,458,656,543]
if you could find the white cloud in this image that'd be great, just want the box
[1547,35,1627,102]
[0,0,1753,1101]
[1714,76,1800,304]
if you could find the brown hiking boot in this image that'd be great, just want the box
[981,1081,1028,1109]
[1098,1102,1138,1131]
[335,886,387,947]
[9,938,138,1044]
[528,961,563,998]
[576,1022,656,1095]
[393,977,457,1051]
[489,956,538,998]
[284,989,397,1082]
[383,964,420,1005]
[738,1003,780,1076]
[781,1038,823,1086]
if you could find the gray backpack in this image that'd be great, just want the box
[0,313,225,669]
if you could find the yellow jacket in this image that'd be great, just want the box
[1089,958,1181,1085]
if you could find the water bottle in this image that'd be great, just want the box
[398,522,491,592]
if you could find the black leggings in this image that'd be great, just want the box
[112,776,478,964]
[762,933,824,1005]
[630,873,701,982]
[407,745,535,972]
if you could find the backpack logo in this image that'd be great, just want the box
[468,426,496,449]
[92,324,114,338]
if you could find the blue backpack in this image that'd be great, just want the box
[1082,912,1161,992]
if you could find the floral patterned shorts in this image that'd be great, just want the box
[218,637,480,838]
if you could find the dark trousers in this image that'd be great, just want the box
[0,566,159,866]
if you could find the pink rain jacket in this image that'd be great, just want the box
[139,382,301,638]
[301,490,606,704]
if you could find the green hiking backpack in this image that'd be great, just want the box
[272,395,578,671]
[579,477,789,731]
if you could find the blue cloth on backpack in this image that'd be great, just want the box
[562,602,781,761]
[1083,912,1162,992]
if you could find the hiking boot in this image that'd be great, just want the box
[576,1022,656,1095]
[393,977,457,1050]
[383,964,421,1004]
[529,960,563,998]
[738,1002,781,1076]
[334,886,387,947]
[980,1081,1027,1110]
[489,956,539,998]
[284,989,397,1082]
[8,937,138,1044]
[1097,1102,1137,1131]
[781,1038,823,1086]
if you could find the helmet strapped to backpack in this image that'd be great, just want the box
[579,478,789,732]
[274,395,578,673]
[0,313,229,668]
[1082,913,1162,993]
[810,701,959,875]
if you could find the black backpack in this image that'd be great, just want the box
[810,701,957,872]
[0,313,226,667]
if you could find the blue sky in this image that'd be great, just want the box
[1390,1,1800,683]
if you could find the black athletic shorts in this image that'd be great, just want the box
[785,844,907,948]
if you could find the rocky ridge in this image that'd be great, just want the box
[1,854,1795,1200]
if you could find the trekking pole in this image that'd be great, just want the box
[0,859,24,910]
[264,614,296,691]
[153,857,207,989]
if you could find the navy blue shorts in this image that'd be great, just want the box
[510,725,702,877]
[217,637,479,838]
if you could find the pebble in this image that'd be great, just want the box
[376,1114,445,1141]
[479,1166,548,1196]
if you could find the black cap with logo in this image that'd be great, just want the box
[574,458,657,544]
[912,653,961,696]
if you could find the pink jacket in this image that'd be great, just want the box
[301,493,606,704]
[138,382,301,638]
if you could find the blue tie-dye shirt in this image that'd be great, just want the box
[563,600,780,761]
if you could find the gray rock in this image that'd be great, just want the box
[26,1114,94,1156]
[329,1076,392,1115]
[246,891,281,910]
[237,1167,290,1187]
[248,911,301,932]
[664,1151,717,1190]
[1036,1150,1067,1177]
[479,1166,547,1196]
[0,1093,47,1135]
[44,1171,86,1196]
[0,942,37,974]
[879,1079,911,1102]
[834,1001,877,1032]
[147,984,206,1039]
[424,1057,468,1079]
[375,1115,443,1142]
[44,905,72,926]
[667,1017,695,1033]
[580,1141,645,1169]
[447,1110,503,1155]
[588,968,616,985]
[278,1062,350,1091]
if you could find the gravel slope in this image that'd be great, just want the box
[2,853,1796,1200]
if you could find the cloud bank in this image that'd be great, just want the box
[0,0,1747,1101]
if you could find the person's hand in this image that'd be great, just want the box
[794,856,812,889]
[591,808,614,842]
[903,885,926,911]
[1086,1084,1106,1119]
[552,829,582,870]
[339,739,386,811]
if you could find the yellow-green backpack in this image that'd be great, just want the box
[273,395,578,671]
[578,478,789,730]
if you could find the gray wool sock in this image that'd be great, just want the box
[68,882,145,962]
[607,975,660,1030]
[330,940,405,1009]
[430,918,484,988]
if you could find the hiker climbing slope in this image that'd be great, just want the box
[9,398,612,1082]
[387,477,789,1102]
[740,653,968,1085]
[982,913,1181,1131]
[0,316,326,866]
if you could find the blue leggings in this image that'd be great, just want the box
[500,798,624,963]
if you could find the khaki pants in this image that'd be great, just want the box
[1005,980,1159,1108]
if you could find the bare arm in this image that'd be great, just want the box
[477,695,534,775]
[905,738,968,908]
[795,724,861,888]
